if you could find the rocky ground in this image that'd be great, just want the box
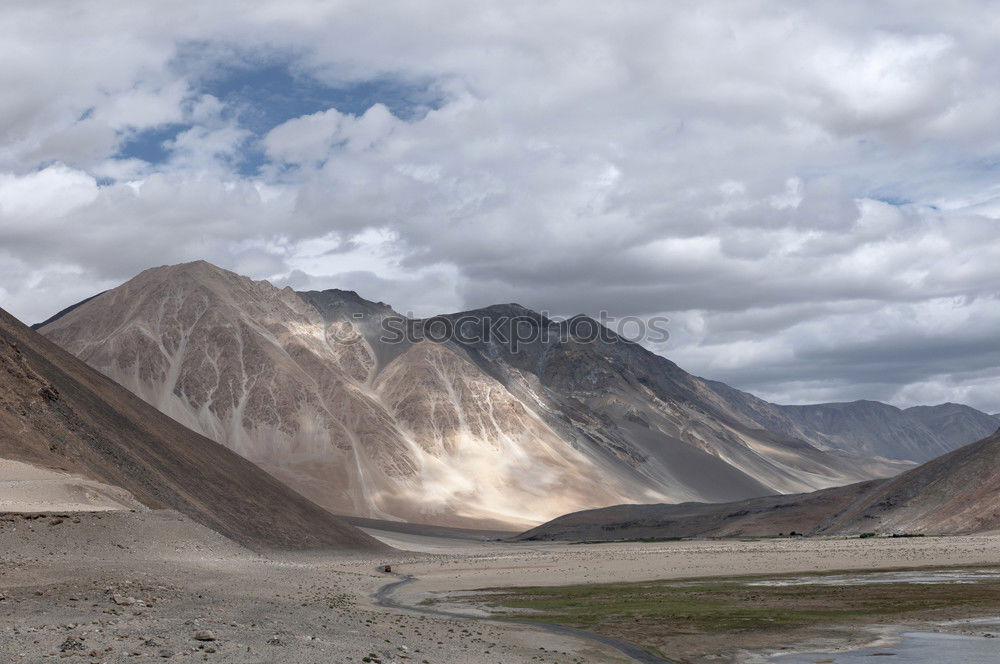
[3,510,1000,664]
[0,511,623,664]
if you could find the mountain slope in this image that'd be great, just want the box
[0,305,385,552]
[823,430,1000,534]
[702,381,998,462]
[516,481,885,541]
[519,429,1000,540]
[37,261,910,529]
[431,305,904,499]
[39,263,652,528]
[904,403,1000,452]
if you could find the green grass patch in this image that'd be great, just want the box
[478,569,1000,639]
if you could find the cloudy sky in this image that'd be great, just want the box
[2,1,1000,412]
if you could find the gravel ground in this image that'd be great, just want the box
[3,510,999,664]
[0,511,624,664]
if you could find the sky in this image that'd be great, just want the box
[2,1,1000,412]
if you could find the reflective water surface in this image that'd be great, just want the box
[747,568,1000,586]
[771,631,1000,664]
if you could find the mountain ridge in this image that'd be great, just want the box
[700,382,998,462]
[517,427,1000,540]
[35,261,976,529]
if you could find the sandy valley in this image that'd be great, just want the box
[3,511,999,664]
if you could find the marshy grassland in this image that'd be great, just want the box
[472,567,1000,662]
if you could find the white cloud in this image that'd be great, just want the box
[0,165,98,218]
[95,80,190,130]
[264,109,346,165]
[3,1,1000,410]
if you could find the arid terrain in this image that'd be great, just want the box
[0,511,634,664]
[38,261,938,530]
[4,510,1000,664]
[520,429,1000,542]
[9,268,998,663]
[7,4,1000,662]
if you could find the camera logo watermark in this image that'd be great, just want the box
[325,311,669,353]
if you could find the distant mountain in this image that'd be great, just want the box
[519,429,1000,540]
[903,403,1000,454]
[703,381,999,462]
[36,261,907,529]
[0,305,385,552]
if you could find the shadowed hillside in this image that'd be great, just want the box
[519,429,1000,540]
[0,306,386,552]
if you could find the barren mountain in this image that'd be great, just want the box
[38,261,910,529]
[0,305,385,552]
[516,481,885,541]
[39,263,644,529]
[904,402,1000,451]
[430,305,909,500]
[702,382,998,462]
[519,429,1000,540]
[822,429,1000,534]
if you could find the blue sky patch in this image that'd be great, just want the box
[114,42,442,176]
[117,123,191,164]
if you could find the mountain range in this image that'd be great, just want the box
[519,426,1000,540]
[702,383,999,462]
[33,261,999,530]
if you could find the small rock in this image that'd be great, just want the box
[193,630,217,642]
[159,649,175,658]
[59,637,85,652]
[265,636,282,646]
[111,594,136,606]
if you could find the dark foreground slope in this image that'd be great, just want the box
[519,430,1000,540]
[0,306,385,552]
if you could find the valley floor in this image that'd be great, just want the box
[3,511,1000,664]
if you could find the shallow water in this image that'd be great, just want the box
[771,631,1000,663]
[747,568,1000,586]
